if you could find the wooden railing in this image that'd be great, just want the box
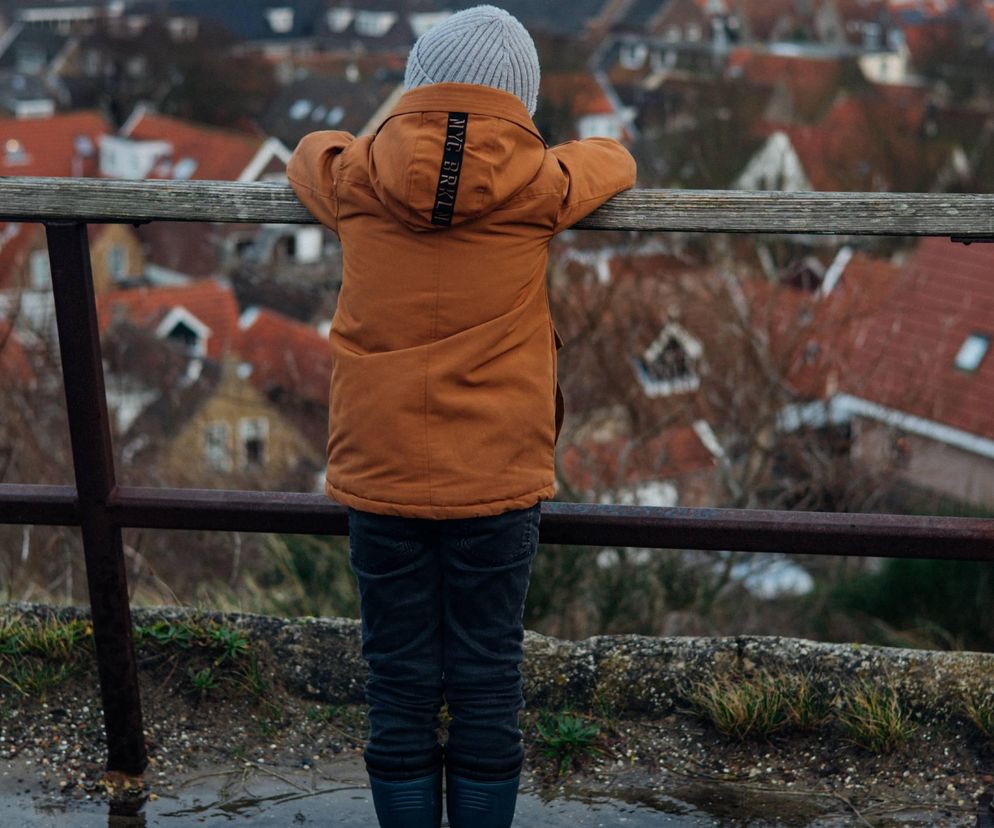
[0,177,992,776]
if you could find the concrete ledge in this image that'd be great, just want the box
[4,602,993,721]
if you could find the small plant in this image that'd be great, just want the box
[783,674,835,732]
[535,709,606,776]
[307,704,342,724]
[962,692,994,743]
[187,666,219,698]
[684,672,788,741]
[0,659,76,696]
[137,621,194,649]
[233,653,272,699]
[838,681,917,754]
[209,626,249,664]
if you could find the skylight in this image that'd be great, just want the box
[289,99,312,120]
[172,158,197,180]
[954,333,990,372]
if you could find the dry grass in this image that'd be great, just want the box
[837,681,917,754]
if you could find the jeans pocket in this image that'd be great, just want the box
[446,503,541,567]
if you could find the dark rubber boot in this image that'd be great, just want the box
[445,770,520,828]
[368,768,443,828]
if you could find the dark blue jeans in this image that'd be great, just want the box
[347,503,540,783]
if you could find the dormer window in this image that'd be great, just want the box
[355,11,397,37]
[265,7,295,34]
[5,139,28,167]
[634,322,702,397]
[155,306,210,357]
[954,333,990,373]
[619,42,649,69]
[326,8,354,32]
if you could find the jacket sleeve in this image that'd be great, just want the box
[549,138,637,234]
[287,130,355,234]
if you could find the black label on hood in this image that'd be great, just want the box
[430,112,468,227]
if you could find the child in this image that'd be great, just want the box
[287,6,635,826]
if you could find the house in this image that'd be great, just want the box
[101,322,321,489]
[537,71,633,143]
[105,106,289,182]
[0,222,144,294]
[819,237,994,509]
[100,106,311,278]
[735,87,975,192]
[236,306,331,410]
[96,279,241,361]
[140,0,328,56]
[0,20,73,75]
[559,422,720,507]
[551,241,909,511]
[0,109,137,296]
[0,109,107,176]
[259,70,401,148]
[725,47,846,122]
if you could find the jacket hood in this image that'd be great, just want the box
[368,83,547,231]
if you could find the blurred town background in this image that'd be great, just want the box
[0,0,992,649]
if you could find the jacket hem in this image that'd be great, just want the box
[325,480,556,519]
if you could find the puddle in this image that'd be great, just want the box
[0,762,960,827]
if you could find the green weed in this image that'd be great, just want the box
[783,674,835,732]
[187,666,219,699]
[0,659,77,696]
[962,692,994,743]
[838,681,917,753]
[208,626,249,664]
[535,709,607,776]
[684,672,789,740]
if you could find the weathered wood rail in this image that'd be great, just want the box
[0,177,992,778]
[0,176,992,236]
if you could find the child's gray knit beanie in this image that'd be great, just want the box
[403,5,540,116]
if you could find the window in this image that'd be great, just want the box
[634,323,702,397]
[239,417,269,469]
[172,158,197,180]
[265,7,295,34]
[954,333,990,372]
[107,245,127,281]
[289,99,312,120]
[326,8,354,32]
[619,42,648,70]
[167,320,202,355]
[355,11,397,37]
[204,422,232,471]
[5,139,28,167]
[29,250,50,290]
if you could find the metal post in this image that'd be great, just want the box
[44,222,147,776]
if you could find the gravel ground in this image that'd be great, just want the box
[1,666,992,826]
[1,604,993,825]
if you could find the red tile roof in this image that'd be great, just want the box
[764,89,948,191]
[0,110,109,177]
[559,425,715,493]
[727,48,844,121]
[842,237,994,439]
[540,72,616,118]
[123,110,271,181]
[235,307,331,407]
[96,280,241,360]
[744,252,903,399]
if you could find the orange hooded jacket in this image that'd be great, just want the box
[288,82,636,518]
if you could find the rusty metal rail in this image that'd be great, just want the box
[0,179,992,777]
